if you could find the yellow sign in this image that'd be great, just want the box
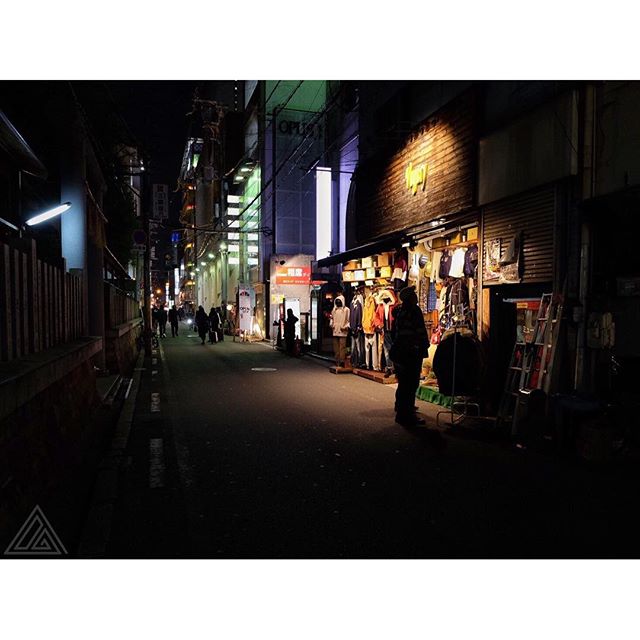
[405,162,428,195]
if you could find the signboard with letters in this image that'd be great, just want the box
[238,285,253,333]
[275,266,311,285]
[152,184,169,220]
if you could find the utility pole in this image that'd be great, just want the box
[142,163,152,356]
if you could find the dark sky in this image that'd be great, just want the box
[106,81,238,220]
[105,81,198,219]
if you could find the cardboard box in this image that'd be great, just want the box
[344,260,360,271]
[361,256,373,268]
[467,227,479,241]
[376,253,390,267]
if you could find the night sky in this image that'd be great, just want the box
[105,81,198,220]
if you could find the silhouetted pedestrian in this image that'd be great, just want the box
[195,305,209,345]
[390,286,428,427]
[168,305,179,337]
[208,306,220,343]
[284,308,298,355]
[158,306,168,338]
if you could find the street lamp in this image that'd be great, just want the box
[0,202,72,236]
[26,202,72,226]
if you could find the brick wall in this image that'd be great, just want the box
[355,89,476,244]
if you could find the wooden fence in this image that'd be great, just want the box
[104,281,140,329]
[0,238,84,363]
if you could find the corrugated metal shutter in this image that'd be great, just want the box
[482,185,556,284]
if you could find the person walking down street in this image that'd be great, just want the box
[390,286,429,427]
[215,307,225,342]
[330,295,350,367]
[151,305,160,335]
[284,308,299,355]
[158,305,168,338]
[195,305,209,345]
[208,306,220,344]
[168,305,179,337]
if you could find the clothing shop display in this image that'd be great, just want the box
[349,294,365,367]
[438,251,452,280]
[449,247,467,278]
[364,332,379,370]
[330,296,350,366]
[464,244,478,277]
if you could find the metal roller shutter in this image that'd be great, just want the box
[482,185,556,284]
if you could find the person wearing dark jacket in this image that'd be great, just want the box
[158,306,168,338]
[168,305,179,337]
[208,307,220,343]
[284,308,298,355]
[390,286,429,427]
[195,306,209,345]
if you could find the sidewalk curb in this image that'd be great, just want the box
[76,349,145,558]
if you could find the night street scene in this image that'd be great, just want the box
[2,78,640,564]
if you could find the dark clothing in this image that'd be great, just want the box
[391,303,428,419]
[168,308,179,337]
[439,251,452,280]
[195,309,209,344]
[395,356,423,420]
[208,310,220,343]
[284,314,298,354]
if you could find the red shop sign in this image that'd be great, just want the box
[275,266,311,285]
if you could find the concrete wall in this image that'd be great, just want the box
[0,338,102,549]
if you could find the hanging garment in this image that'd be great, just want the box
[351,332,365,368]
[349,295,363,332]
[362,294,377,334]
[431,250,443,282]
[364,332,380,370]
[419,273,430,312]
[464,244,479,277]
[449,247,467,278]
[438,251,452,280]
[427,280,438,312]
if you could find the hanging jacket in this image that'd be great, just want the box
[438,251,452,280]
[349,295,363,331]
[464,244,479,277]
[362,294,377,334]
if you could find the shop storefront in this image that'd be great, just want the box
[317,89,480,396]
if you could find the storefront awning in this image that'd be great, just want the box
[316,232,407,268]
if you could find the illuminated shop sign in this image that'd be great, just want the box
[275,266,311,285]
[405,162,428,195]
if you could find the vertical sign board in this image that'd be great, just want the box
[238,285,253,333]
[152,184,169,220]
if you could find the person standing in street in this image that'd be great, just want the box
[195,305,209,345]
[208,306,220,344]
[283,308,299,355]
[390,286,428,427]
[158,305,168,338]
[330,295,350,367]
[151,305,160,335]
[168,305,179,337]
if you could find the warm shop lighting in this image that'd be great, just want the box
[226,304,233,311]
[156,289,162,294]
[26,202,72,226]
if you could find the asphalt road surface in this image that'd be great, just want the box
[106,323,640,558]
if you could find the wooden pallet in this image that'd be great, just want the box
[329,365,353,374]
[353,368,397,384]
